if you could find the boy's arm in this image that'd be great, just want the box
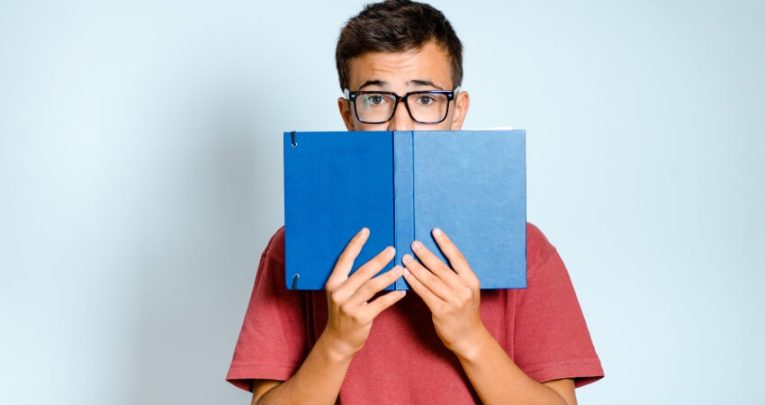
[401,228,575,405]
[452,327,576,404]
[251,380,279,404]
[249,331,355,405]
[251,228,406,405]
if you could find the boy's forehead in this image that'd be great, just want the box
[346,41,454,90]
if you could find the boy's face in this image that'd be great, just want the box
[338,40,470,131]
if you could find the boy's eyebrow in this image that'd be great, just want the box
[358,80,387,90]
[409,79,444,90]
[357,79,445,91]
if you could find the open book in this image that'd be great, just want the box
[283,130,526,290]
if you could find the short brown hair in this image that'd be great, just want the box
[335,0,463,91]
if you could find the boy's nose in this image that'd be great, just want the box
[387,102,415,131]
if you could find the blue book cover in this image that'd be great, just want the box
[283,130,526,291]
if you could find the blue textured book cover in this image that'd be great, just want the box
[283,130,526,291]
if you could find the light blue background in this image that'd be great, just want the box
[1,1,763,404]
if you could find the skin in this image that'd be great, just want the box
[337,41,469,131]
[251,41,578,405]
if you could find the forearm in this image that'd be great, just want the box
[455,326,568,405]
[255,231,405,404]
[255,332,353,405]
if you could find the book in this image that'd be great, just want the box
[283,130,526,291]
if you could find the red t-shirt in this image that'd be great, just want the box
[227,223,603,403]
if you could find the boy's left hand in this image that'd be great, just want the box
[402,228,489,359]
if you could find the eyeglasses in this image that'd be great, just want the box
[343,88,460,124]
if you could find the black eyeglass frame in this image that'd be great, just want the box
[343,88,460,125]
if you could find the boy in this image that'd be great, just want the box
[227,1,603,404]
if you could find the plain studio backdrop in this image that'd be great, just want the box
[1,1,763,404]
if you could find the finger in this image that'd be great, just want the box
[335,246,396,302]
[359,289,407,322]
[411,240,463,290]
[402,254,455,302]
[432,228,479,284]
[401,264,442,310]
[326,227,369,289]
[347,265,404,307]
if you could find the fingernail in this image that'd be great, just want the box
[386,246,395,258]
[402,254,412,264]
[394,266,403,275]
[360,227,369,237]
[433,228,443,237]
[403,268,411,276]
[412,241,422,251]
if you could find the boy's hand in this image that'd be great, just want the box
[322,227,406,360]
[402,228,489,359]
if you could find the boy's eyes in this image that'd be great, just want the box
[364,94,388,105]
[359,91,445,108]
[415,95,435,105]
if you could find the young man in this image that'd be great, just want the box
[227,1,603,404]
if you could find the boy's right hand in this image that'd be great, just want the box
[321,227,406,360]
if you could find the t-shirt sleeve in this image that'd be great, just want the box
[512,223,604,388]
[225,227,308,392]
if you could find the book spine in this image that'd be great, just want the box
[393,131,414,290]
